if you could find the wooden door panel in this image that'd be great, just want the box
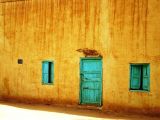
[80,58,102,106]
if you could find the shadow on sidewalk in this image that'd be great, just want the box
[0,101,159,120]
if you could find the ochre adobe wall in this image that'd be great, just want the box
[0,0,160,114]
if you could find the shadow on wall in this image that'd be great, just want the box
[3,77,10,96]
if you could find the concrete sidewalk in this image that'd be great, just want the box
[0,101,159,120]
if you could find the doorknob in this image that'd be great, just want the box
[83,87,89,89]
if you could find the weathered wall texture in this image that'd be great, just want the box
[0,0,160,114]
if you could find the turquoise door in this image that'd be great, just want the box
[80,58,102,106]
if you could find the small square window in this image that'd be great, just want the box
[130,64,150,91]
[18,59,23,64]
[42,61,54,84]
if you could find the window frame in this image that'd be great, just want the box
[42,60,54,85]
[129,63,150,92]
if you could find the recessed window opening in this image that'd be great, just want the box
[130,64,150,91]
[48,62,52,83]
[42,61,54,84]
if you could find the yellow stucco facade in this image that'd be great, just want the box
[0,0,160,114]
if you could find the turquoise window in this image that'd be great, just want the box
[42,61,54,84]
[130,64,150,91]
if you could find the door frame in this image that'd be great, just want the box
[79,57,103,106]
